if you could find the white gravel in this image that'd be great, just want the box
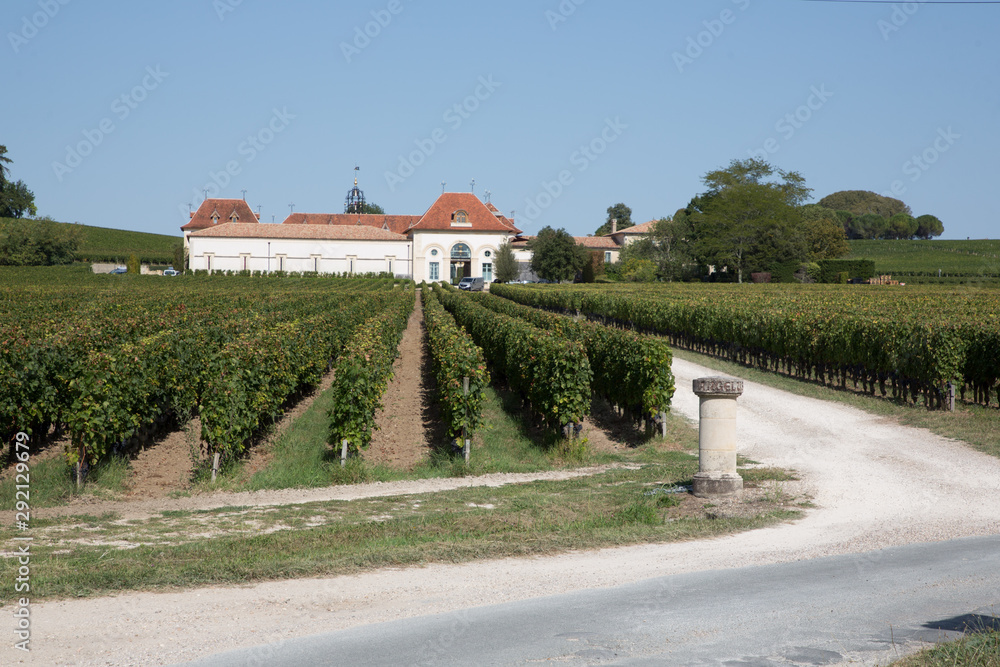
[8,358,1000,666]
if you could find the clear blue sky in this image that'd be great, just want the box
[4,0,998,239]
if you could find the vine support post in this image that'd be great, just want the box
[463,377,470,463]
[660,411,667,439]
[947,381,955,412]
[341,439,349,467]
[211,452,220,483]
[75,443,84,489]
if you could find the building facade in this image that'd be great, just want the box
[182,189,649,282]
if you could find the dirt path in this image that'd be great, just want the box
[122,419,198,500]
[364,293,438,468]
[10,361,1000,667]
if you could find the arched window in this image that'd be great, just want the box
[454,210,468,224]
[451,243,472,260]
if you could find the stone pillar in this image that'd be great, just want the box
[692,376,744,498]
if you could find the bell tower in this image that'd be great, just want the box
[345,166,366,214]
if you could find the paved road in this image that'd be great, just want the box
[184,534,1000,666]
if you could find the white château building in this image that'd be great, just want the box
[181,182,651,282]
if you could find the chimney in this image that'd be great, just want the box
[611,218,617,234]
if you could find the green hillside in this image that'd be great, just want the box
[848,239,1000,282]
[0,217,180,264]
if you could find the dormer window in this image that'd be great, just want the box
[211,213,220,224]
[229,211,239,222]
[451,210,470,227]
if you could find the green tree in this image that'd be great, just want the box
[581,253,596,283]
[688,158,810,283]
[620,257,657,282]
[0,180,37,219]
[594,202,632,236]
[856,213,887,240]
[817,190,911,218]
[649,214,694,281]
[800,205,849,260]
[361,201,385,215]
[0,219,79,265]
[127,253,140,274]
[493,240,519,283]
[0,145,12,187]
[914,214,944,240]
[173,242,186,271]
[528,226,589,282]
[886,213,918,240]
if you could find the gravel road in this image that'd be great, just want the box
[8,358,1000,666]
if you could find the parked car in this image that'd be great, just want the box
[458,276,484,291]
[109,267,127,275]
[163,267,179,276]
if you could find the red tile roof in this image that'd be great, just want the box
[409,193,522,233]
[575,236,620,249]
[614,220,657,235]
[511,235,620,250]
[282,213,421,235]
[182,199,259,231]
[484,202,518,231]
[190,223,408,241]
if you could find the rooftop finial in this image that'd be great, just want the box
[346,167,366,214]
[470,178,475,194]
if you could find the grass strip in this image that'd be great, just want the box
[0,460,800,602]
[892,629,1000,666]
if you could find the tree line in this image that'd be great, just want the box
[517,158,947,284]
[0,144,79,266]
[816,190,943,241]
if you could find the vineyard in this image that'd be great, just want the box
[490,282,1000,410]
[0,268,412,476]
[0,217,181,265]
[0,268,685,483]
[5,265,998,487]
[848,239,1000,282]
